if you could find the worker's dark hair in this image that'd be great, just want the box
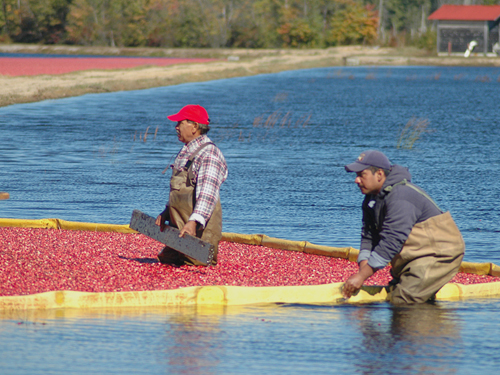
[367,165,390,176]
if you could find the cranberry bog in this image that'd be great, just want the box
[1,218,500,310]
[0,54,218,76]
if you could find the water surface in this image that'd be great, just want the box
[1,300,499,374]
[1,66,500,374]
[1,65,499,262]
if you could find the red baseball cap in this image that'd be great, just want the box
[167,105,210,125]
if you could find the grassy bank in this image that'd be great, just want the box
[0,44,499,108]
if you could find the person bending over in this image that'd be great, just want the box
[343,150,464,304]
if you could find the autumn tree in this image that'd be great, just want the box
[327,0,378,45]
[108,0,148,46]
[66,0,107,45]
[142,0,178,47]
[0,0,448,49]
[66,0,149,46]
[277,0,317,47]
[228,0,282,48]
[0,0,71,43]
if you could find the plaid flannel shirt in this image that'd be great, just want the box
[171,134,228,227]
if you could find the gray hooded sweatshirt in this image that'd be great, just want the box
[359,165,443,269]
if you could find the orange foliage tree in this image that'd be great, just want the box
[2,0,384,48]
[277,1,317,48]
[327,0,378,46]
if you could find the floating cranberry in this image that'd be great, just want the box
[0,227,497,297]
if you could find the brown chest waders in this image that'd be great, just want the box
[158,143,223,266]
[388,211,465,304]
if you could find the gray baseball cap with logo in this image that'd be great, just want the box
[345,150,391,173]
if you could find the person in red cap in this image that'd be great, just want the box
[155,105,228,266]
[343,150,465,304]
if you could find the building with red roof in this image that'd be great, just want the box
[428,5,500,56]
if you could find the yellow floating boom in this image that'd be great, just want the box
[1,217,499,310]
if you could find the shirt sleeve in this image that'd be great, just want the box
[359,198,375,263]
[189,145,228,227]
[359,217,372,264]
[357,249,371,264]
[366,198,420,269]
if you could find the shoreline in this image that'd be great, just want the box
[1,44,499,108]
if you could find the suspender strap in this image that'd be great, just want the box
[162,142,215,175]
[384,179,443,213]
[184,142,214,170]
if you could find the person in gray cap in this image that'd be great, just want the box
[343,150,465,304]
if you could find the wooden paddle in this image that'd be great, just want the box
[0,192,10,200]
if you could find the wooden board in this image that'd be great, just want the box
[129,209,214,265]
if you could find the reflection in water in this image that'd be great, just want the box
[349,303,462,375]
[2,301,500,374]
[163,307,224,375]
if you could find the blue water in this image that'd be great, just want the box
[1,66,500,373]
[1,300,500,374]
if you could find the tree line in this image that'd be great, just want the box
[0,0,497,49]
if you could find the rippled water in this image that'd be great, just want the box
[1,65,499,263]
[1,66,500,373]
[1,300,500,374]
